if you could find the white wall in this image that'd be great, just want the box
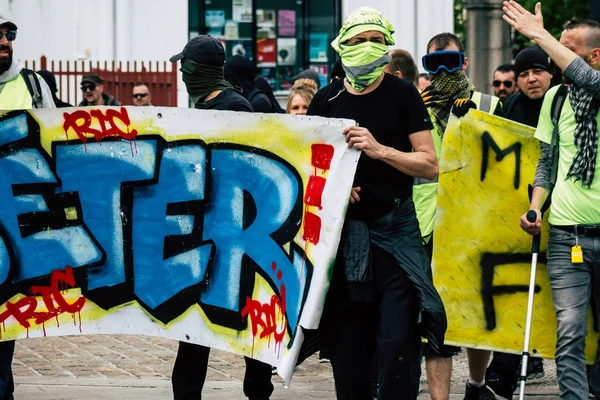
[342,0,454,71]
[0,0,189,106]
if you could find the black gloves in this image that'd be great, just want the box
[451,98,476,118]
[420,85,440,107]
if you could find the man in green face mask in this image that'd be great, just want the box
[307,7,449,400]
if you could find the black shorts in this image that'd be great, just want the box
[421,342,461,358]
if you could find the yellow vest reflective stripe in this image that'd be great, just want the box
[0,74,33,110]
[470,91,500,114]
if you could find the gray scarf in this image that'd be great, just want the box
[566,84,600,187]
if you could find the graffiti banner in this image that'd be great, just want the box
[0,106,359,381]
[433,110,599,361]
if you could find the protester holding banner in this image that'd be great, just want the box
[307,6,447,400]
[518,19,600,400]
[503,1,600,98]
[168,35,274,400]
[483,45,553,399]
[417,32,503,400]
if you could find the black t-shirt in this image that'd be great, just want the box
[307,74,433,221]
[502,92,543,128]
[197,88,254,112]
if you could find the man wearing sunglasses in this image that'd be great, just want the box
[132,83,152,106]
[78,74,121,107]
[492,64,518,102]
[416,32,503,400]
[0,15,54,110]
[0,14,56,400]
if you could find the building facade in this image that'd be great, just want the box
[0,0,452,105]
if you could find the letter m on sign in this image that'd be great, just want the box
[480,131,522,189]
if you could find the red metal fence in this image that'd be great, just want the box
[24,56,178,107]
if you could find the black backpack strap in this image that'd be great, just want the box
[20,68,43,108]
[549,84,568,189]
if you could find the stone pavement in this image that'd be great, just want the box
[12,334,560,399]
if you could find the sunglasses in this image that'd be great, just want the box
[81,84,96,92]
[422,51,464,75]
[132,93,149,99]
[0,30,16,41]
[492,80,514,88]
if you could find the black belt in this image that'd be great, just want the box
[553,225,600,237]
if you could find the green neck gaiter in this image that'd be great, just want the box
[428,70,475,133]
[181,59,232,105]
[338,42,390,91]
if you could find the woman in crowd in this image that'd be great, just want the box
[286,78,318,115]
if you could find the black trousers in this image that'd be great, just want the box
[0,341,13,400]
[330,244,421,400]
[172,342,273,399]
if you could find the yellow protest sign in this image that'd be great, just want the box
[433,110,598,361]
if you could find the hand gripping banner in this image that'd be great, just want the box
[0,106,359,382]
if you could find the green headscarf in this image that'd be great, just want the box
[181,58,232,105]
[331,7,395,91]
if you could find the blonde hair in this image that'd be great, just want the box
[286,79,318,114]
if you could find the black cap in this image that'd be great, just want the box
[514,46,551,77]
[81,74,104,85]
[169,35,225,67]
[0,15,17,31]
[37,70,57,93]
[293,69,320,89]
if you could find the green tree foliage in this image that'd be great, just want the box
[454,1,591,54]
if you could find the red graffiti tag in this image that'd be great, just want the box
[0,266,86,336]
[241,280,287,357]
[63,107,138,143]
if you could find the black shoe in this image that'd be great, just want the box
[526,358,544,380]
[486,372,515,399]
[464,382,500,400]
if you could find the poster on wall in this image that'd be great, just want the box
[309,33,329,63]
[257,39,277,66]
[205,10,226,37]
[224,20,240,40]
[278,10,296,36]
[257,9,276,39]
[277,38,297,66]
[231,40,253,60]
[233,0,252,23]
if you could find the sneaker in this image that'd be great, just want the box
[526,358,544,380]
[318,357,330,364]
[271,366,277,375]
[464,381,500,400]
[486,372,515,399]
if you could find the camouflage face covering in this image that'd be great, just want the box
[332,7,395,91]
[428,70,475,133]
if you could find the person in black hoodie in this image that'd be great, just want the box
[169,35,274,400]
[485,46,553,400]
[224,55,276,113]
[37,70,72,108]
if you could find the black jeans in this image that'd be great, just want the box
[330,244,421,400]
[172,342,273,399]
[0,341,13,400]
